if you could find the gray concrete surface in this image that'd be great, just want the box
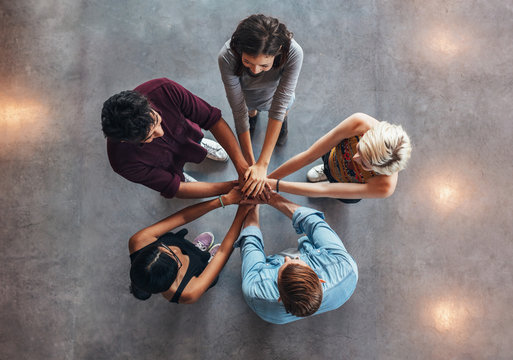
[1,1,512,359]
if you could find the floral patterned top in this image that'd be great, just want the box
[326,136,377,183]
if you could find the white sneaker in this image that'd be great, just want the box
[201,138,228,162]
[307,164,328,182]
[183,172,198,182]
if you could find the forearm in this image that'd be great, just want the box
[175,181,234,199]
[238,131,256,165]
[271,180,383,199]
[210,118,249,176]
[269,193,301,219]
[268,149,317,179]
[243,205,260,228]
[129,196,224,251]
[185,206,250,302]
[255,117,282,168]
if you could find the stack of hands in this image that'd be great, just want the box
[230,163,277,201]
[222,185,279,207]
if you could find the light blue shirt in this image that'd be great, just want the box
[234,207,358,324]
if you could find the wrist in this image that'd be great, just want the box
[270,179,278,191]
[218,195,226,208]
[255,160,269,169]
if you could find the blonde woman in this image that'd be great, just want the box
[267,113,412,203]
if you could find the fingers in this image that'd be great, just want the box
[244,167,252,181]
[241,173,254,193]
[240,198,260,205]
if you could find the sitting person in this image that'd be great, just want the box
[267,112,412,203]
[129,187,251,303]
[101,78,248,199]
[235,192,358,324]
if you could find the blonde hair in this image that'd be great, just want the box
[358,121,412,176]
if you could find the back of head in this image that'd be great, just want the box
[101,90,154,142]
[358,121,412,176]
[129,245,178,300]
[230,14,292,73]
[277,263,323,317]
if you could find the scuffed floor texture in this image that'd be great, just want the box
[1,1,512,359]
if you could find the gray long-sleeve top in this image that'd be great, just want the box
[218,39,303,135]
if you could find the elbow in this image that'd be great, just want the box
[377,183,396,198]
[348,113,370,132]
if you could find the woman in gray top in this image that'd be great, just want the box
[218,14,303,197]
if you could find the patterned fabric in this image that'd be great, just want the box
[327,136,377,183]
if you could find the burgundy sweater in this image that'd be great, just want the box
[107,78,221,198]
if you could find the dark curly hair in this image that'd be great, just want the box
[277,263,323,317]
[230,14,293,76]
[101,90,155,142]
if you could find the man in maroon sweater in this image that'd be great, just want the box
[101,78,248,199]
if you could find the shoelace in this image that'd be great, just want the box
[314,166,324,175]
[201,140,220,152]
[195,242,209,251]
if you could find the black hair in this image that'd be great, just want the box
[229,14,293,76]
[129,244,179,300]
[129,283,152,301]
[101,90,155,142]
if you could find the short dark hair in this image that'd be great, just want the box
[101,90,155,142]
[129,244,178,299]
[277,263,323,317]
[230,14,293,76]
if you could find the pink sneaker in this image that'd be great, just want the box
[192,232,214,252]
[208,244,221,262]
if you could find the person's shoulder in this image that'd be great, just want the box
[107,138,136,157]
[218,40,237,65]
[289,38,303,55]
[242,266,279,296]
[134,78,183,95]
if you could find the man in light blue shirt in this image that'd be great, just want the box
[234,192,358,324]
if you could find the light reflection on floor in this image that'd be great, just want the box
[0,94,48,140]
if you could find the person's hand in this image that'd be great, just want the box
[238,204,256,216]
[242,163,268,197]
[223,186,243,205]
[240,189,272,205]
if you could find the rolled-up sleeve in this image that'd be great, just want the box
[292,206,347,254]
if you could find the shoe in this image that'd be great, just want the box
[307,164,328,182]
[249,112,259,133]
[276,116,288,146]
[192,232,214,252]
[201,138,228,162]
[183,172,198,183]
[208,243,221,262]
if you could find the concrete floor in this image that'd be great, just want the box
[1,1,512,359]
